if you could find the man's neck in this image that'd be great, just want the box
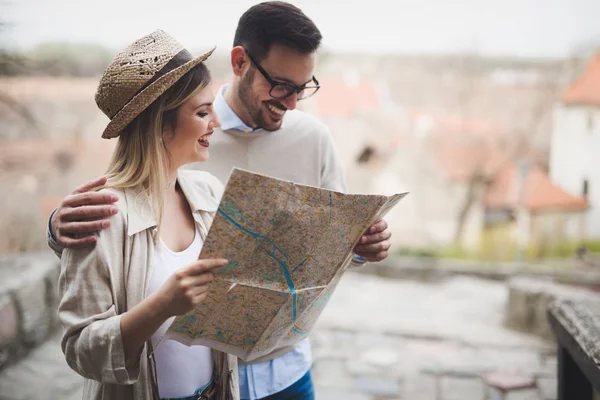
[222,83,257,129]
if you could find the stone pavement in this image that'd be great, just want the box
[310,274,557,400]
[0,272,557,400]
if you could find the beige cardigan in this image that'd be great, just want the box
[55,170,239,400]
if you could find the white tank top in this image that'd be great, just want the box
[146,229,213,398]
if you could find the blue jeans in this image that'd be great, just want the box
[260,370,315,400]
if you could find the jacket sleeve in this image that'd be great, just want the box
[57,206,142,385]
[47,209,65,259]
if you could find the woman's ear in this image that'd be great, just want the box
[162,119,175,140]
[161,109,178,139]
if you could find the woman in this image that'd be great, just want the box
[57,30,239,400]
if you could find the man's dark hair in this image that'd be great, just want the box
[233,1,322,62]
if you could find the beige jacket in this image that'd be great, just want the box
[55,170,239,400]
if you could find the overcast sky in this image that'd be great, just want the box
[2,0,600,57]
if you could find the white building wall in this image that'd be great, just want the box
[550,104,600,238]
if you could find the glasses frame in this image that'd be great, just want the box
[244,48,320,101]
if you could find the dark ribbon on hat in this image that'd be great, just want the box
[137,48,193,94]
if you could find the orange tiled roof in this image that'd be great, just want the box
[402,109,516,181]
[407,109,508,136]
[0,140,70,168]
[433,141,509,181]
[313,78,380,118]
[485,163,587,212]
[0,77,98,101]
[561,53,600,106]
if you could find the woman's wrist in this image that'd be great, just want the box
[144,290,172,322]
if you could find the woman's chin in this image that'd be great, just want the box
[193,152,209,163]
[177,153,209,167]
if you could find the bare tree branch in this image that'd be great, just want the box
[450,56,566,246]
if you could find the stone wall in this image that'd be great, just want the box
[505,277,600,340]
[356,255,600,286]
[0,253,59,370]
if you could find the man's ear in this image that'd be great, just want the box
[230,46,250,78]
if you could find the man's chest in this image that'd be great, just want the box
[203,133,322,187]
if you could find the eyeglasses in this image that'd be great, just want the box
[244,49,320,101]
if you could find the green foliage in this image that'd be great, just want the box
[395,247,439,258]
[27,42,114,76]
[402,239,600,263]
[583,240,600,253]
[1,42,114,76]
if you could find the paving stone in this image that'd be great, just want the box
[402,373,438,400]
[359,347,401,368]
[486,387,541,400]
[537,377,557,400]
[420,364,445,376]
[314,386,371,400]
[310,329,334,349]
[312,359,354,388]
[355,376,400,397]
[505,389,541,400]
[440,376,485,400]
[422,364,495,378]
[405,339,465,367]
[487,387,506,400]
[473,349,542,375]
[332,329,357,346]
[485,372,536,391]
[0,333,82,400]
[312,346,351,361]
[390,355,419,378]
[346,359,382,376]
[537,357,557,378]
[354,332,404,349]
[484,371,541,400]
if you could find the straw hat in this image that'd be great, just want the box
[95,29,215,139]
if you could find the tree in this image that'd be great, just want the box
[443,53,566,248]
[0,18,39,133]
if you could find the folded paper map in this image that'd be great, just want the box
[164,168,407,361]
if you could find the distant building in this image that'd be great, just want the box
[550,53,600,239]
[306,72,588,252]
[484,161,587,250]
[370,109,515,250]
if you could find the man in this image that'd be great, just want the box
[48,2,392,399]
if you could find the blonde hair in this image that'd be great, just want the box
[103,63,211,229]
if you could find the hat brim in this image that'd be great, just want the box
[101,46,216,139]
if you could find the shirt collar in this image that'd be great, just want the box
[214,84,263,133]
[124,170,219,236]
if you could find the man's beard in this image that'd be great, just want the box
[238,69,284,132]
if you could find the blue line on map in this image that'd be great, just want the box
[292,257,308,273]
[292,326,304,334]
[217,207,306,335]
[329,193,332,220]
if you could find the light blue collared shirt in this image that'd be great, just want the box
[214,85,312,399]
[213,85,261,133]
